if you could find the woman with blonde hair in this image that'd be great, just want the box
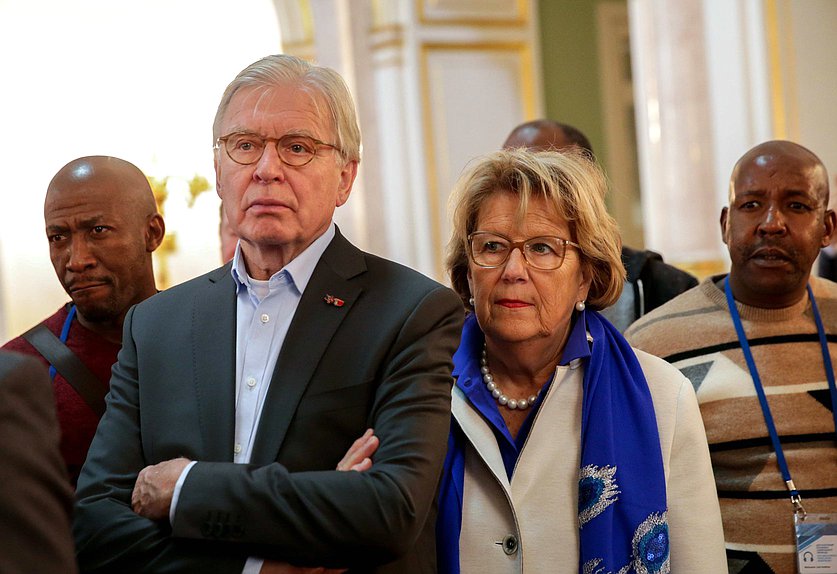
[436,148,725,573]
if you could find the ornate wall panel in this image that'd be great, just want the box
[274,0,541,280]
[420,43,536,275]
[418,0,528,25]
[274,0,316,60]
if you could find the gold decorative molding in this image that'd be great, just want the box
[418,0,529,27]
[765,0,785,138]
[419,41,537,278]
[764,0,799,141]
[371,0,401,30]
[370,19,404,53]
[281,39,317,62]
[277,0,315,60]
[674,259,727,282]
[369,22,404,36]
[370,37,405,52]
[369,22,404,35]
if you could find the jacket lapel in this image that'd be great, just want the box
[451,386,512,491]
[192,264,237,462]
[250,230,366,464]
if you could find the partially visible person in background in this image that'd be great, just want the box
[219,203,238,262]
[503,119,698,330]
[2,156,164,486]
[818,238,837,279]
[438,148,725,573]
[817,178,837,280]
[0,350,77,574]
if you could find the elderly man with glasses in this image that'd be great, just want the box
[74,54,464,574]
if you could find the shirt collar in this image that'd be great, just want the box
[561,309,592,365]
[231,223,336,295]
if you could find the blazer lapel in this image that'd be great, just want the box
[192,264,237,462]
[452,386,512,492]
[250,230,365,464]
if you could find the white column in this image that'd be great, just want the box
[629,0,783,274]
[629,0,722,266]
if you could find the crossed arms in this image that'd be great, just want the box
[73,284,463,573]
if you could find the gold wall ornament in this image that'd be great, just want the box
[187,174,211,207]
[675,259,728,282]
[148,175,169,215]
[146,173,213,289]
[147,175,176,289]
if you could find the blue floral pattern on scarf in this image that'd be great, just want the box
[632,512,669,574]
[578,464,620,527]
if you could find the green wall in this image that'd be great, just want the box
[537,0,621,162]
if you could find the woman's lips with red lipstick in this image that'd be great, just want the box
[495,299,532,308]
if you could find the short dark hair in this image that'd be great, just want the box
[503,119,594,160]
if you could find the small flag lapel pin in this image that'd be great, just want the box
[323,294,345,307]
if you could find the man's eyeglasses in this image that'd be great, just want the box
[215,132,342,167]
[468,231,582,271]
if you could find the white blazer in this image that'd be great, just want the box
[453,349,727,573]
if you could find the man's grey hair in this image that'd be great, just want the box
[213,54,361,163]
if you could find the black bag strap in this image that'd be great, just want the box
[22,324,106,417]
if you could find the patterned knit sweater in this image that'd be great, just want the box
[625,275,837,574]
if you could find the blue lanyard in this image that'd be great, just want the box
[724,277,837,514]
[49,304,76,381]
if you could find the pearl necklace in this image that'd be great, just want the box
[480,345,539,410]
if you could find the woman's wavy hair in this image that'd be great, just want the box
[445,148,624,311]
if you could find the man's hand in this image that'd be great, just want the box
[336,428,379,472]
[131,457,191,520]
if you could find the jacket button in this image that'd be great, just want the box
[502,535,518,555]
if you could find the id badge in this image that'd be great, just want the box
[796,513,837,573]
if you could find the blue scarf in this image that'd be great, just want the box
[437,310,669,574]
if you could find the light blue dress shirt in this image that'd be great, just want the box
[170,224,336,573]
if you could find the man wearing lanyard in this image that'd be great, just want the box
[626,140,837,574]
[3,156,165,487]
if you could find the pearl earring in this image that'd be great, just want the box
[575,300,586,312]
[469,297,475,307]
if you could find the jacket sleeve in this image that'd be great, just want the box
[75,283,463,572]
[73,305,249,574]
[171,285,463,569]
[0,352,77,574]
[666,376,728,572]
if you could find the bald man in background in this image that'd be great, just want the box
[503,120,698,330]
[3,156,165,486]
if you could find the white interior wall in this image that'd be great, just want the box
[630,0,837,272]
[702,0,772,257]
[789,0,837,194]
[0,0,283,343]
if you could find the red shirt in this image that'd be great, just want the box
[3,305,121,487]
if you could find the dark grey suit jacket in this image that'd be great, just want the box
[0,351,77,574]
[74,231,463,573]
